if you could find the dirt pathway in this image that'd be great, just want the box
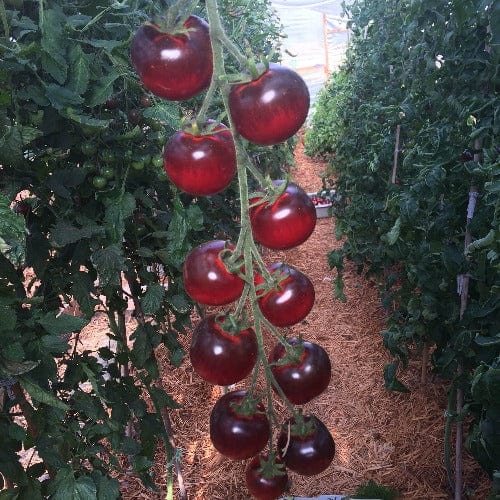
[122,141,490,499]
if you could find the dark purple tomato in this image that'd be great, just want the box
[130,16,213,101]
[228,63,310,145]
[189,315,257,386]
[269,338,331,405]
[277,415,335,476]
[210,390,270,460]
[245,454,289,500]
[183,240,244,306]
[250,181,316,250]
[255,263,315,327]
[163,122,236,196]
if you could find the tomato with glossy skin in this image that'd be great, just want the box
[130,16,213,101]
[189,315,257,386]
[163,122,236,196]
[210,390,270,460]
[269,338,331,405]
[245,454,289,500]
[183,240,244,306]
[255,263,315,327]
[228,63,309,145]
[250,181,316,250]
[277,415,335,476]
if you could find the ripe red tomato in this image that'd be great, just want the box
[189,315,258,386]
[277,415,335,476]
[130,16,213,101]
[255,263,315,327]
[245,454,289,500]
[183,240,244,306]
[210,390,270,460]
[269,338,331,405]
[163,122,237,196]
[250,181,316,250]
[228,63,309,145]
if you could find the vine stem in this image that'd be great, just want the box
[123,270,187,500]
[205,0,304,434]
[391,124,401,184]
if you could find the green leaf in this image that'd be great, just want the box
[70,273,100,317]
[87,74,120,107]
[141,283,164,315]
[40,7,68,84]
[142,102,181,129]
[61,108,112,129]
[46,167,87,199]
[104,193,135,244]
[50,468,97,500]
[67,44,91,95]
[386,217,401,246]
[91,244,124,287]
[19,377,69,410]
[0,359,39,377]
[91,472,120,500]
[45,84,84,110]
[50,220,105,247]
[38,311,88,336]
[383,361,409,393]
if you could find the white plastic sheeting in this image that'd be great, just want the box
[271,0,348,105]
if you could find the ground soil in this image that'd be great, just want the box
[82,141,491,499]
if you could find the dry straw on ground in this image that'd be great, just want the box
[79,140,491,499]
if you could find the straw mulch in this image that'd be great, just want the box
[81,140,491,499]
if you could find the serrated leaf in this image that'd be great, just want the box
[45,84,84,110]
[91,471,120,500]
[383,361,409,393]
[50,220,105,247]
[386,217,401,246]
[19,377,69,410]
[141,283,164,315]
[70,274,99,317]
[50,468,97,500]
[40,334,70,354]
[87,73,120,107]
[104,193,135,244]
[91,244,124,287]
[38,311,88,336]
[142,102,181,129]
[41,53,68,85]
[67,44,91,95]
[0,359,39,377]
[61,108,112,129]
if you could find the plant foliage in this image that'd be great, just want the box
[306,0,499,485]
[0,0,289,496]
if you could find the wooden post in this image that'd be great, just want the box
[454,139,481,499]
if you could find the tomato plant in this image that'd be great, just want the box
[163,121,237,196]
[256,263,315,327]
[183,240,244,306]
[269,338,331,405]
[245,454,289,500]
[229,63,310,145]
[277,415,335,476]
[189,315,257,386]
[250,181,316,250]
[209,390,270,460]
[130,15,213,101]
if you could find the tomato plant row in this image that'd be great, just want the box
[306,0,498,494]
[0,0,313,498]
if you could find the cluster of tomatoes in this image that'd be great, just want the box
[131,10,334,499]
[310,194,331,207]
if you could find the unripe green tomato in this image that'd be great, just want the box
[101,150,115,163]
[131,160,145,170]
[152,155,164,168]
[92,176,107,189]
[82,160,96,172]
[101,166,115,180]
[81,142,97,155]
